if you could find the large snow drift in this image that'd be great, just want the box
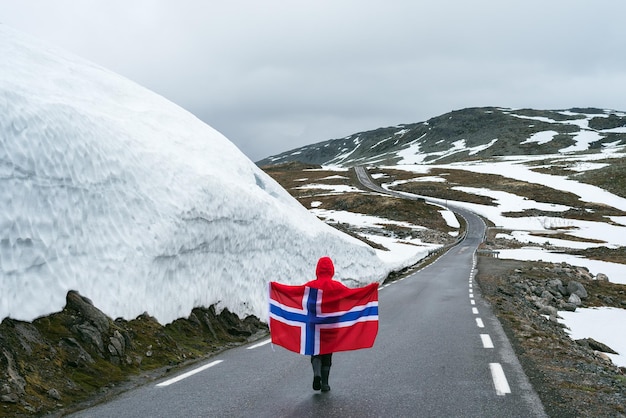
[0,25,393,324]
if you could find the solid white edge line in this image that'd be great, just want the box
[480,334,494,348]
[489,363,512,396]
[156,360,223,387]
[247,338,271,349]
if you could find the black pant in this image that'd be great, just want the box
[311,353,332,367]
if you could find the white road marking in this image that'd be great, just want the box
[470,300,475,305]
[480,334,494,348]
[156,360,223,387]
[476,318,484,328]
[247,338,271,349]
[472,307,479,314]
[469,283,473,288]
[489,363,512,396]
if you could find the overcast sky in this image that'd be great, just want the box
[2,1,626,161]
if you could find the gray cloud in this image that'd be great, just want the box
[2,1,626,161]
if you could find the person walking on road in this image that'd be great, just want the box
[268,256,379,393]
[305,256,349,392]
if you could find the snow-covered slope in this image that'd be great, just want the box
[0,25,398,324]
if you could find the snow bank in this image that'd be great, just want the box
[0,25,398,324]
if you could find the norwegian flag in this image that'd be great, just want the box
[269,281,379,355]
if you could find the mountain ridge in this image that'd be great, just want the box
[257,107,626,167]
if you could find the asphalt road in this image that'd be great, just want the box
[69,169,547,417]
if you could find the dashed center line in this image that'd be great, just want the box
[472,307,479,315]
[476,318,484,328]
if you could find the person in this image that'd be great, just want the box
[304,256,349,392]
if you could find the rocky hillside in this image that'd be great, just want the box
[0,292,267,417]
[257,107,626,167]
[476,255,626,417]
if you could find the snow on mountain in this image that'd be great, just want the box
[258,107,626,167]
[0,25,404,324]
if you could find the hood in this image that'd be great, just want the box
[315,256,335,281]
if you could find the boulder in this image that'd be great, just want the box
[47,388,61,401]
[108,330,126,358]
[575,267,593,280]
[577,338,618,354]
[540,290,555,303]
[66,291,110,333]
[559,302,577,312]
[547,279,566,296]
[71,323,105,355]
[567,281,588,299]
[568,293,582,306]
[595,273,609,282]
[538,305,558,317]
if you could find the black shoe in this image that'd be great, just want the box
[313,376,321,391]
[321,383,330,392]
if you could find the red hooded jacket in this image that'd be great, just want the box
[305,257,349,291]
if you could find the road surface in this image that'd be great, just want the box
[69,168,546,417]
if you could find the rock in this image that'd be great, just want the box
[577,338,619,354]
[601,295,614,305]
[595,351,612,362]
[66,291,110,333]
[72,323,105,354]
[109,330,126,357]
[548,279,567,296]
[540,290,555,303]
[595,273,609,282]
[567,281,588,299]
[575,267,593,280]
[560,302,577,312]
[568,293,582,306]
[14,322,44,356]
[538,305,558,317]
[59,337,95,367]
[47,388,61,401]
[513,282,530,293]
[1,393,19,403]
[1,348,26,394]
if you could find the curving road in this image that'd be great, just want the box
[70,169,546,417]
